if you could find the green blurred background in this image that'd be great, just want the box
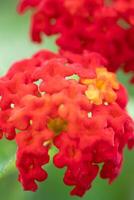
[0,0,134,200]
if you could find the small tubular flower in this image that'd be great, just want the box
[18,0,134,83]
[0,50,134,196]
[81,67,119,104]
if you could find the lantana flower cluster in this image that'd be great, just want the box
[18,0,134,83]
[0,50,134,196]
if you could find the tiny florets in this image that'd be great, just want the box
[18,0,134,83]
[0,50,134,196]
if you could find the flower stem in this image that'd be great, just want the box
[0,155,16,179]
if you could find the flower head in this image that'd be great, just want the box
[0,50,133,196]
[18,0,134,83]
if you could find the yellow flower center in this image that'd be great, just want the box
[81,67,119,105]
[47,118,68,135]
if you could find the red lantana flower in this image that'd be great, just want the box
[18,0,134,83]
[0,50,133,196]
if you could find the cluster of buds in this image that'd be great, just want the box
[18,0,134,83]
[0,50,133,196]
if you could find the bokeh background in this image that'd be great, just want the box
[0,0,134,200]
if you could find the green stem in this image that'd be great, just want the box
[0,155,16,179]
